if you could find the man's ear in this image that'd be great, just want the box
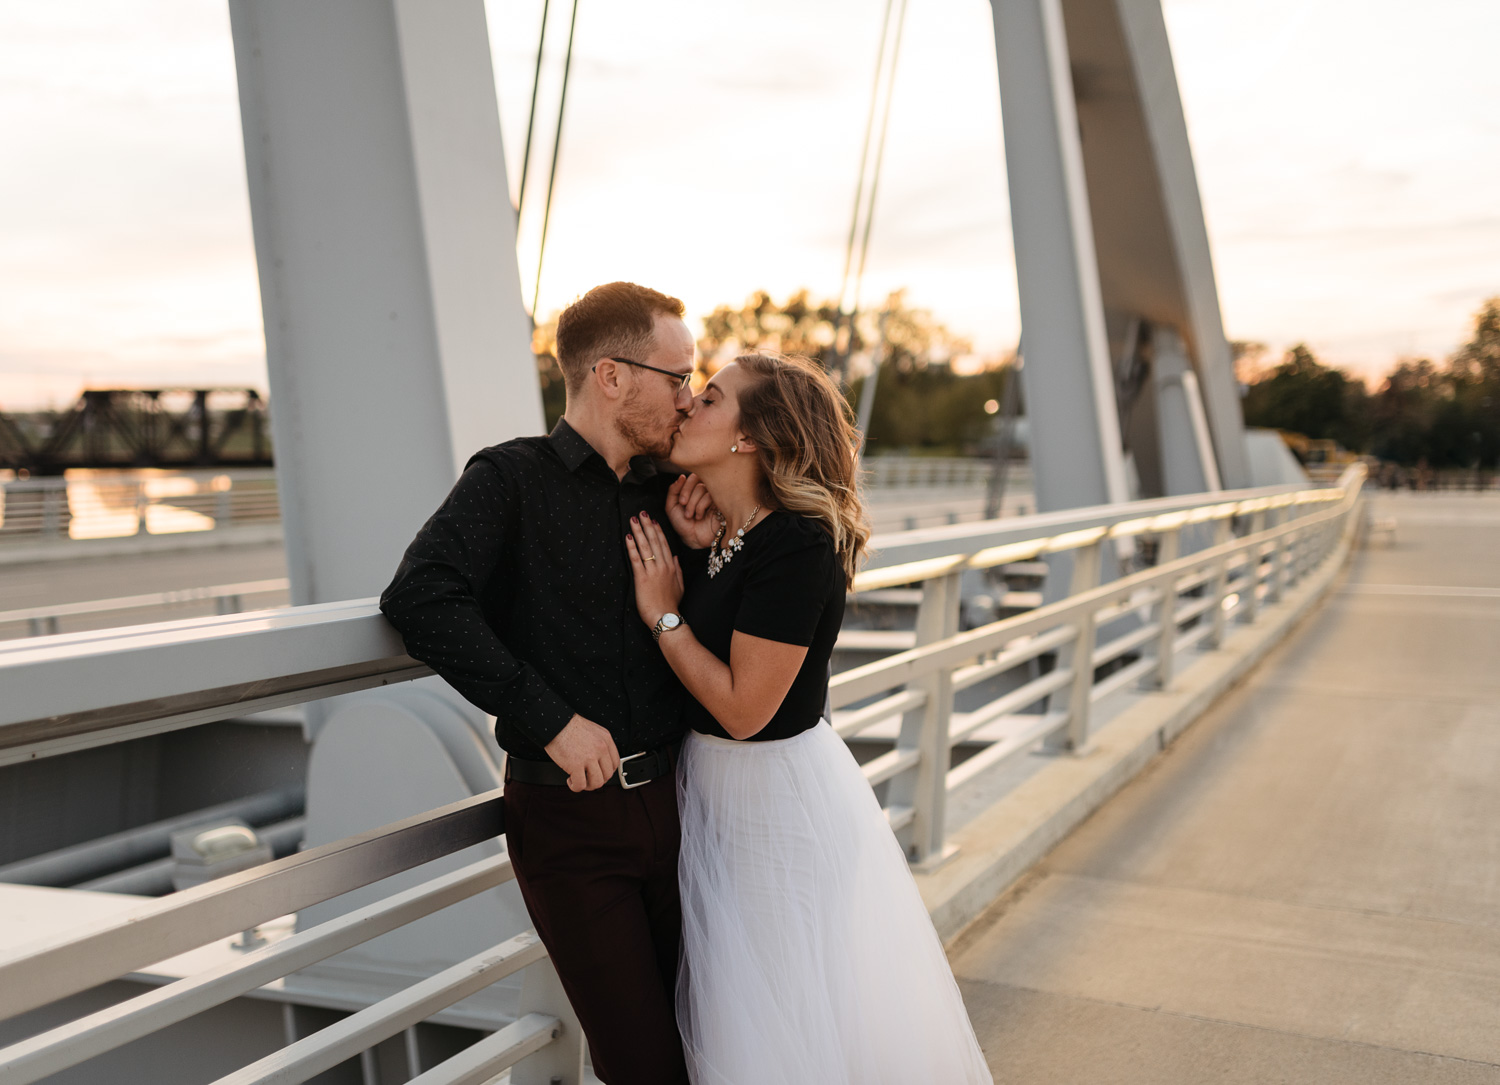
[592,357,625,401]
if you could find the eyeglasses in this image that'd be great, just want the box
[594,357,695,394]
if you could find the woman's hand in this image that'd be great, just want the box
[666,474,720,549]
[626,514,684,627]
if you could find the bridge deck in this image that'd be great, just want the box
[951,492,1500,1083]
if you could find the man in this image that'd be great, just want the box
[381,282,714,1085]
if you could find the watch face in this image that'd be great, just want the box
[660,613,681,630]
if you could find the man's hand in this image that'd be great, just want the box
[665,473,719,549]
[544,714,621,792]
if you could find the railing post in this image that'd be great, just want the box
[1207,518,1233,648]
[510,957,584,1085]
[1306,510,1321,577]
[1151,528,1182,688]
[1292,516,1310,589]
[134,483,150,537]
[1060,541,1103,751]
[1266,513,1283,603]
[1268,507,1293,601]
[888,570,962,867]
[42,482,64,539]
[1240,509,1265,622]
[1292,521,1312,584]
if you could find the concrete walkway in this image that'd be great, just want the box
[950,492,1500,1083]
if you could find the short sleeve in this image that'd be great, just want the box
[732,521,840,647]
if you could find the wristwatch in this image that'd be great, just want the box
[652,612,684,642]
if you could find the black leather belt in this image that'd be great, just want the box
[504,744,675,789]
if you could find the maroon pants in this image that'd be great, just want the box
[503,772,689,1085]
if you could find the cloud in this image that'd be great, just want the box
[0,0,1495,408]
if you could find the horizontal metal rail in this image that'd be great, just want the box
[0,598,429,764]
[0,786,303,888]
[0,854,515,1084]
[403,1012,559,1085]
[1092,620,1163,668]
[0,472,279,544]
[951,626,1077,693]
[862,456,1003,489]
[211,933,548,1085]
[948,669,1074,745]
[0,791,503,1020]
[1090,654,1158,702]
[851,479,1309,589]
[833,688,927,740]
[0,578,290,636]
[834,480,1356,710]
[947,711,1069,792]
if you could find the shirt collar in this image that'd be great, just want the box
[549,418,596,472]
[549,417,660,481]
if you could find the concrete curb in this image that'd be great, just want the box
[0,524,283,566]
[919,538,1351,944]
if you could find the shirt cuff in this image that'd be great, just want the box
[507,678,576,751]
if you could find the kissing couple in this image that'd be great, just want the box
[381,282,991,1084]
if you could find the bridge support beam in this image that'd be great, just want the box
[228,0,541,983]
[229,0,541,606]
[1086,0,1250,490]
[992,0,1130,514]
[990,0,1251,506]
[1150,325,1222,496]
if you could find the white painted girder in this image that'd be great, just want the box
[228,0,541,606]
[1059,0,1250,490]
[991,0,1251,506]
[992,0,1132,513]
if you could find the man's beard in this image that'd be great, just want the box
[613,386,677,460]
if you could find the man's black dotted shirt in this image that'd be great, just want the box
[380,419,687,761]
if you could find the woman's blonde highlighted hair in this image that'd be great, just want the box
[733,352,871,582]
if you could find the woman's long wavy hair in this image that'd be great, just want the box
[733,352,871,582]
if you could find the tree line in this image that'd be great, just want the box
[1239,297,1500,470]
[534,289,1500,468]
[534,289,1014,454]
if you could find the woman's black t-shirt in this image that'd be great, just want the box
[679,511,846,742]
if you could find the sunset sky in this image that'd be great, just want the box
[1,0,1496,407]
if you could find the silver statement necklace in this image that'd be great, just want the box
[706,505,761,578]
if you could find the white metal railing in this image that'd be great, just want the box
[862,455,1003,489]
[0,471,279,543]
[0,456,1032,552]
[0,792,580,1084]
[0,459,1012,549]
[0,464,1366,1082]
[832,462,1367,862]
[0,578,291,638]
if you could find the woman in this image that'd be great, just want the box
[626,352,992,1084]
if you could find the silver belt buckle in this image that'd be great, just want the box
[617,750,650,789]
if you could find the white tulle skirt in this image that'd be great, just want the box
[675,721,993,1085]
